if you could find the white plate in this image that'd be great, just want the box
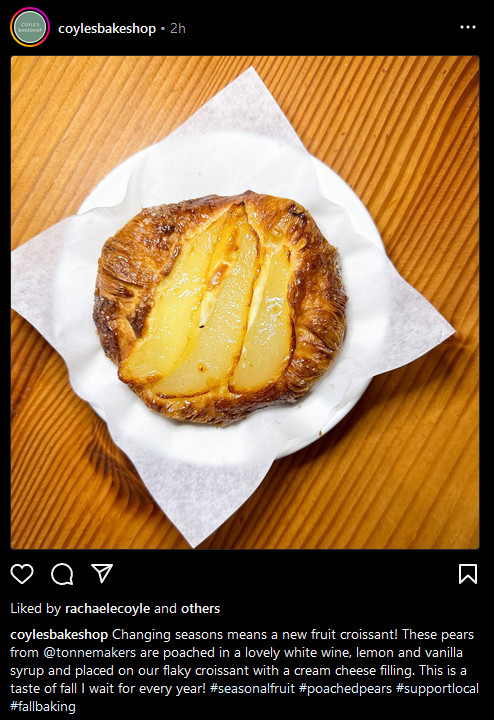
[79,147,385,459]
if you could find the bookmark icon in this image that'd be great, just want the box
[458,564,477,584]
[91,564,113,584]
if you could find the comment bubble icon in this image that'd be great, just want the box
[51,563,73,586]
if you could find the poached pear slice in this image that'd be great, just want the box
[118,207,240,385]
[230,243,293,393]
[151,206,260,397]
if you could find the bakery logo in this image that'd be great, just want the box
[10,7,50,46]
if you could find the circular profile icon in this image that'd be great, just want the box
[10,7,50,47]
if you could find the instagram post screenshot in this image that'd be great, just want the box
[9,7,481,712]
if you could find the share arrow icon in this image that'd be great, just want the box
[91,564,113,584]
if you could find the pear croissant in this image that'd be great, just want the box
[93,191,347,425]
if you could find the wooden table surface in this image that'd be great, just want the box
[11,56,479,550]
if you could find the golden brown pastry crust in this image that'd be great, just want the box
[93,191,347,425]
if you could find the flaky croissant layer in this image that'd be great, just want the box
[93,191,347,425]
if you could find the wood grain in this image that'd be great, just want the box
[11,56,479,550]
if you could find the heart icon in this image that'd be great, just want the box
[10,564,34,584]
